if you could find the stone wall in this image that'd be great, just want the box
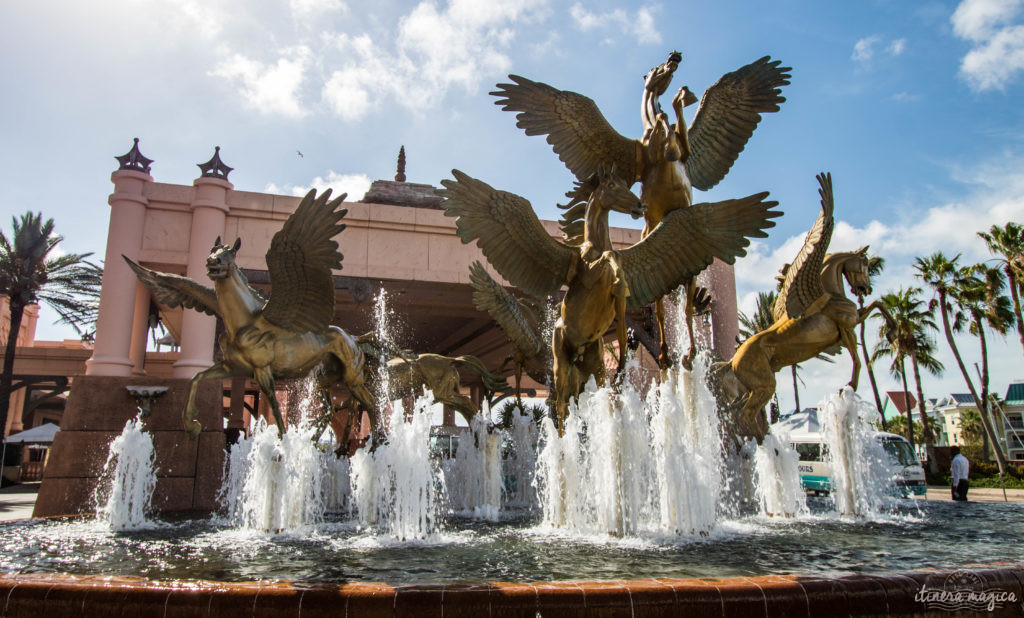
[33,376,224,518]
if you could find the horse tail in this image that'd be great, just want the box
[453,355,508,393]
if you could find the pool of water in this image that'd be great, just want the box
[2,499,1020,584]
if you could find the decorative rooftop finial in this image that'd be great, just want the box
[395,145,407,182]
[115,138,153,174]
[198,146,233,180]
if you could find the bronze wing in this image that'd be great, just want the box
[619,193,781,308]
[123,256,219,317]
[261,189,348,334]
[685,56,791,191]
[491,75,640,184]
[774,172,835,322]
[469,261,545,359]
[438,170,578,298]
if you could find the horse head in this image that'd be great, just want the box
[644,51,682,99]
[841,246,872,298]
[586,166,644,220]
[206,236,241,281]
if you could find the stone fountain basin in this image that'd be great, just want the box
[1,566,1023,617]
[1,500,1023,616]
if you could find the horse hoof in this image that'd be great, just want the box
[184,420,203,440]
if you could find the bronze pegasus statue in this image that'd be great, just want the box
[125,189,376,438]
[714,173,893,442]
[492,51,790,369]
[468,260,552,409]
[439,167,779,434]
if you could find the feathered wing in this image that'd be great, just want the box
[438,170,578,298]
[619,193,782,308]
[491,75,640,184]
[469,261,545,359]
[685,56,791,191]
[123,256,220,316]
[262,189,348,334]
[774,173,835,322]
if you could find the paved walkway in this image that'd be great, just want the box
[0,483,39,521]
[920,485,1024,504]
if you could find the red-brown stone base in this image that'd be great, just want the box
[33,375,225,518]
[0,565,1021,617]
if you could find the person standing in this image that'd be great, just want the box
[951,446,970,501]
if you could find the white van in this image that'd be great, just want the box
[773,410,926,497]
[789,431,927,497]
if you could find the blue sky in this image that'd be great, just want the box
[3,0,1024,414]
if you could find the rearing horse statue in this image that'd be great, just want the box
[125,189,376,438]
[491,51,790,369]
[714,173,893,442]
[439,167,779,434]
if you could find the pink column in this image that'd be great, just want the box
[128,282,150,375]
[173,175,232,378]
[702,258,739,360]
[85,167,152,376]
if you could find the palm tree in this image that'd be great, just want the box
[915,252,1009,476]
[978,223,1024,358]
[872,287,943,473]
[956,263,1015,463]
[738,290,777,340]
[0,213,102,437]
[859,253,887,428]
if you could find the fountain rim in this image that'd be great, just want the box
[1,564,1022,616]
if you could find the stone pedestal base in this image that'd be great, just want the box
[34,376,225,518]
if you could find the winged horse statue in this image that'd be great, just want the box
[491,51,790,370]
[439,167,779,434]
[714,173,893,442]
[124,189,376,438]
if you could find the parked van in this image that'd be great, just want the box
[773,410,926,497]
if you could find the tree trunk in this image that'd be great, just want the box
[899,358,914,447]
[859,300,886,430]
[911,354,938,474]
[938,290,1007,474]
[977,320,1005,465]
[1007,265,1024,360]
[791,365,800,414]
[0,301,25,439]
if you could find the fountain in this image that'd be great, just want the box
[93,415,158,531]
[1,53,1023,617]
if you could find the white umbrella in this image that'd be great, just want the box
[2,423,60,482]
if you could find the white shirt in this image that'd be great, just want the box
[952,453,970,484]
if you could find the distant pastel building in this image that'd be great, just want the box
[998,382,1024,461]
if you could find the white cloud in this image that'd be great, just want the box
[290,0,346,21]
[952,0,1024,90]
[852,35,906,65]
[952,0,1022,41]
[319,0,549,121]
[852,35,880,62]
[266,171,372,201]
[211,47,312,118]
[569,3,662,45]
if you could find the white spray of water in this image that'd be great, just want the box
[819,387,891,518]
[351,396,440,540]
[220,419,332,532]
[503,409,538,509]
[95,416,158,531]
[751,432,808,518]
[535,354,723,538]
[444,412,502,520]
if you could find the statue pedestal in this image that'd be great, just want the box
[34,376,225,518]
